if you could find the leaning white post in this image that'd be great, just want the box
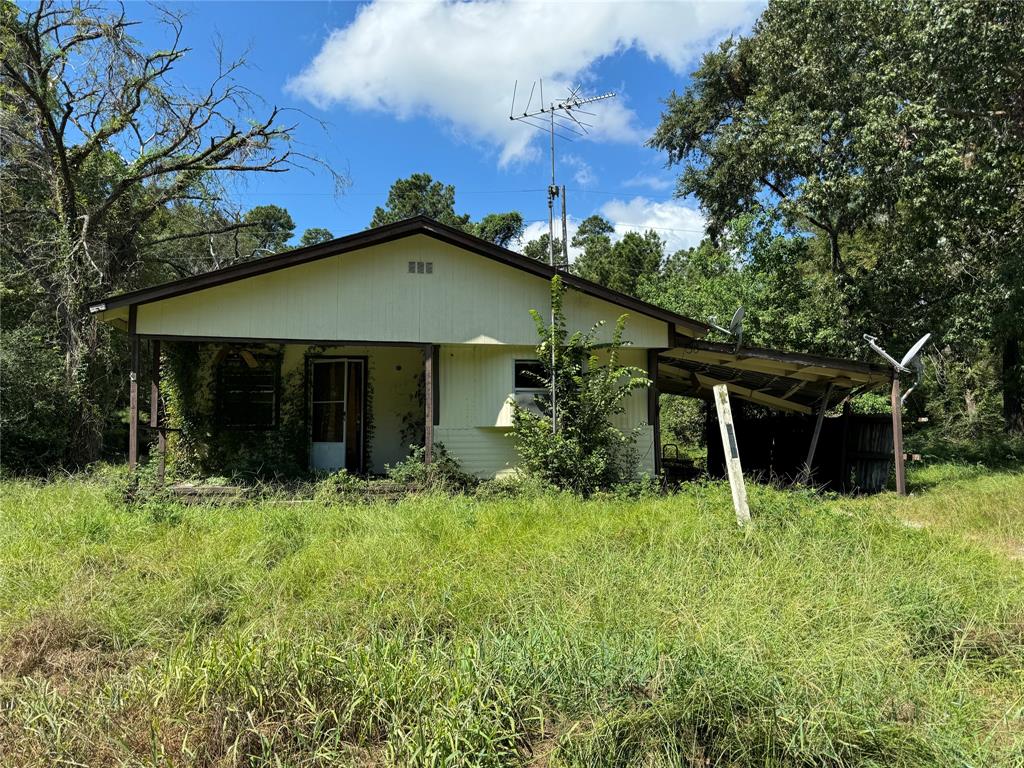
[713,384,751,526]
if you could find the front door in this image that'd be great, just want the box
[310,358,364,472]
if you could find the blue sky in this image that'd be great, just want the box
[128,1,760,255]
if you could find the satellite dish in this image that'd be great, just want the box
[900,333,931,369]
[728,306,744,349]
[863,332,933,404]
[708,306,745,349]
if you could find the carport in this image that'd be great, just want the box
[652,338,900,493]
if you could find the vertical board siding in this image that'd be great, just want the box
[435,427,518,478]
[135,236,669,348]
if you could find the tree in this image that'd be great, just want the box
[237,205,295,256]
[649,0,1023,432]
[370,173,471,230]
[0,1,338,464]
[570,215,615,285]
[511,277,650,494]
[300,227,334,247]
[522,233,563,264]
[470,212,524,248]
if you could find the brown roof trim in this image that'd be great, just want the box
[86,215,710,336]
[669,336,891,379]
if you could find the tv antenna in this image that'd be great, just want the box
[509,79,616,432]
[863,333,931,404]
[708,306,745,351]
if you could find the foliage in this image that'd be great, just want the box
[512,277,650,495]
[370,173,472,229]
[469,212,524,248]
[385,443,476,492]
[299,227,334,247]
[649,0,1023,431]
[0,1,337,470]
[312,469,371,505]
[521,232,563,264]
[572,216,665,296]
[2,467,1022,765]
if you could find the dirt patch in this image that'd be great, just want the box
[0,614,134,682]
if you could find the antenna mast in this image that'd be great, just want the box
[509,80,616,432]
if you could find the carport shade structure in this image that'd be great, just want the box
[654,336,897,491]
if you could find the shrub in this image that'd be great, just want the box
[385,443,476,492]
[512,276,650,495]
[312,469,371,505]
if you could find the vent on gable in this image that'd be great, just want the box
[407,261,433,274]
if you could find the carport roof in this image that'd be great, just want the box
[657,338,892,414]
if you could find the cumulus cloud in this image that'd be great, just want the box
[563,154,596,187]
[599,196,706,252]
[287,1,760,164]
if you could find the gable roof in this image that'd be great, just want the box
[87,215,711,337]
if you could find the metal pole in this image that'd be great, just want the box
[548,105,557,433]
[561,184,568,267]
[891,374,907,495]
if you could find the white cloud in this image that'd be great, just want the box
[622,173,675,192]
[563,154,596,187]
[287,1,761,164]
[599,196,706,252]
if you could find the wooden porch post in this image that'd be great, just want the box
[128,306,139,470]
[647,349,662,476]
[891,373,907,496]
[800,383,834,484]
[150,339,166,484]
[424,343,434,464]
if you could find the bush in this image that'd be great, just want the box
[385,443,476,492]
[512,276,650,495]
[312,469,371,505]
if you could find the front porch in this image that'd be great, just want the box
[129,331,438,480]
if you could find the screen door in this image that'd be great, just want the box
[310,359,348,471]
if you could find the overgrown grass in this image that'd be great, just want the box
[1,467,1023,766]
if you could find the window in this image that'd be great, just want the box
[407,260,434,274]
[216,351,280,429]
[513,359,547,415]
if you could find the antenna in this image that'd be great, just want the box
[509,80,617,433]
[863,333,932,404]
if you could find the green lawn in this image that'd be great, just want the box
[1,467,1023,767]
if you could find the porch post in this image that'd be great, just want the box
[128,305,139,470]
[424,343,434,463]
[647,349,662,476]
[891,372,907,496]
[799,383,834,485]
[150,339,165,484]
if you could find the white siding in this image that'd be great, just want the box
[135,236,669,348]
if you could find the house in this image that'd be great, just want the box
[88,216,892,482]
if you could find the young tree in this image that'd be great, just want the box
[512,277,650,495]
[0,1,340,464]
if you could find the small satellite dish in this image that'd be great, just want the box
[863,332,933,404]
[728,306,744,349]
[708,306,745,349]
[900,333,931,369]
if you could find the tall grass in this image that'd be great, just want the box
[1,471,1022,766]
